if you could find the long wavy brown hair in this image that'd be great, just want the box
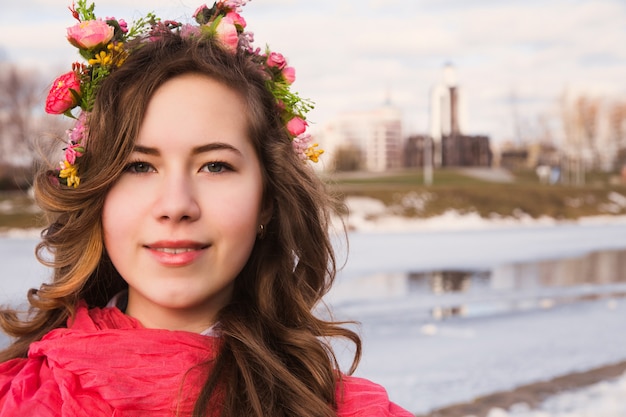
[0,34,361,416]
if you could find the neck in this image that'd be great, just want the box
[125,293,219,334]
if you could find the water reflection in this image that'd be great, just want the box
[334,248,626,321]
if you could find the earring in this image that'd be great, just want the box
[257,224,266,240]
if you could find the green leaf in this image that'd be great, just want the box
[76,0,96,21]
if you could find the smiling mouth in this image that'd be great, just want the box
[152,247,198,254]
[145,243,209,266]
[145,241,210,254]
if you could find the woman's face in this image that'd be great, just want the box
[102,73,269,332]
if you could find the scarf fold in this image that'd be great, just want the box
[0,302,218,416]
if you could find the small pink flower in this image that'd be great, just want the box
[64,142,84,165]
[226,11,246,30]
[193,4,211,25]
[215,16,239,53]
[193,4,208,18]
[266,52,287,69]
[45,71,81,114]
[218,0,249,11]
[282,66,296,84]
[68,112,89,144]
[48,173,60,187]
[286,116,308,137]
[67,19,114,49]
[292,133,312,160]
[180,24,201,38]
[117,19,128,34]
[105,17,128,34]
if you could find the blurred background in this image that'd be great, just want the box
[1,1,626,416]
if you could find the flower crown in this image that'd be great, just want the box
[45,0,323,188]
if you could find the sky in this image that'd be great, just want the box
[1,0,625,144]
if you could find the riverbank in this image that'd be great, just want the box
[417,361,626,417]
[336,195,626,233]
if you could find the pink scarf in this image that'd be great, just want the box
[0,303,413,416]
[0,303,217,416]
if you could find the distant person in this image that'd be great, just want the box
[0,1,412,416]
[536,164,550,184]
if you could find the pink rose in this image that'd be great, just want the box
[45,71,81,114]
[286,116,308,136]
[215,16,239,53]
[67,19,114,49]
[282,66,296,84]
[266,52,287,69]
[226,11,246,30]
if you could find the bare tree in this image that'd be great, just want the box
[609,101,626,148]
[0,62,45,165]
[560,92,606,184]
[608,100,626,171]
[332,144,363,172]
[575,95,601,158]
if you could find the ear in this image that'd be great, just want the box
[259,196,274,226]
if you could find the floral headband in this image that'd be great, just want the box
[45,0,323,188]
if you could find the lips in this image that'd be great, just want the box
[146,240,208,250]
[152,247,196,254]
[145,240,209,266]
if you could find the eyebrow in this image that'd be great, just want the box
[132,142,243,156]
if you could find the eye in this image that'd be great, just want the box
[124,161,155,174]
[201,162,231,174]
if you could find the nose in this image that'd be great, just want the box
[151,171,201,223]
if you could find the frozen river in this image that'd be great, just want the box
[2,222,626,414]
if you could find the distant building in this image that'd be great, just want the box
[404,63,492,168]
[316,102,403,172]
[404,135,431,168]
[441,135,492,167]
[430,63,468,166]
[496,141,560,171]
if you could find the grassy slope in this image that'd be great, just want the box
[0,192,45,230]
[325,168,626,220]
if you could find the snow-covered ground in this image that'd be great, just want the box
[482,371,626,417]
[2,202,626,415]
[336,195,626,234]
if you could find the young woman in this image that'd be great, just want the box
[0,2,413,416]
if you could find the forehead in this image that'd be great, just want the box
[136,74,250,148]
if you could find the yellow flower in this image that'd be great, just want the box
[88,50,112,66]
[305,144,324,163]
[108,43,128,67]
[59,160,80,188]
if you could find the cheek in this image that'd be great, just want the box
[213,193,261,231]
[209,180,264,234]
[101,184,136,249]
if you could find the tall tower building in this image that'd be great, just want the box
[429,63,467,166]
